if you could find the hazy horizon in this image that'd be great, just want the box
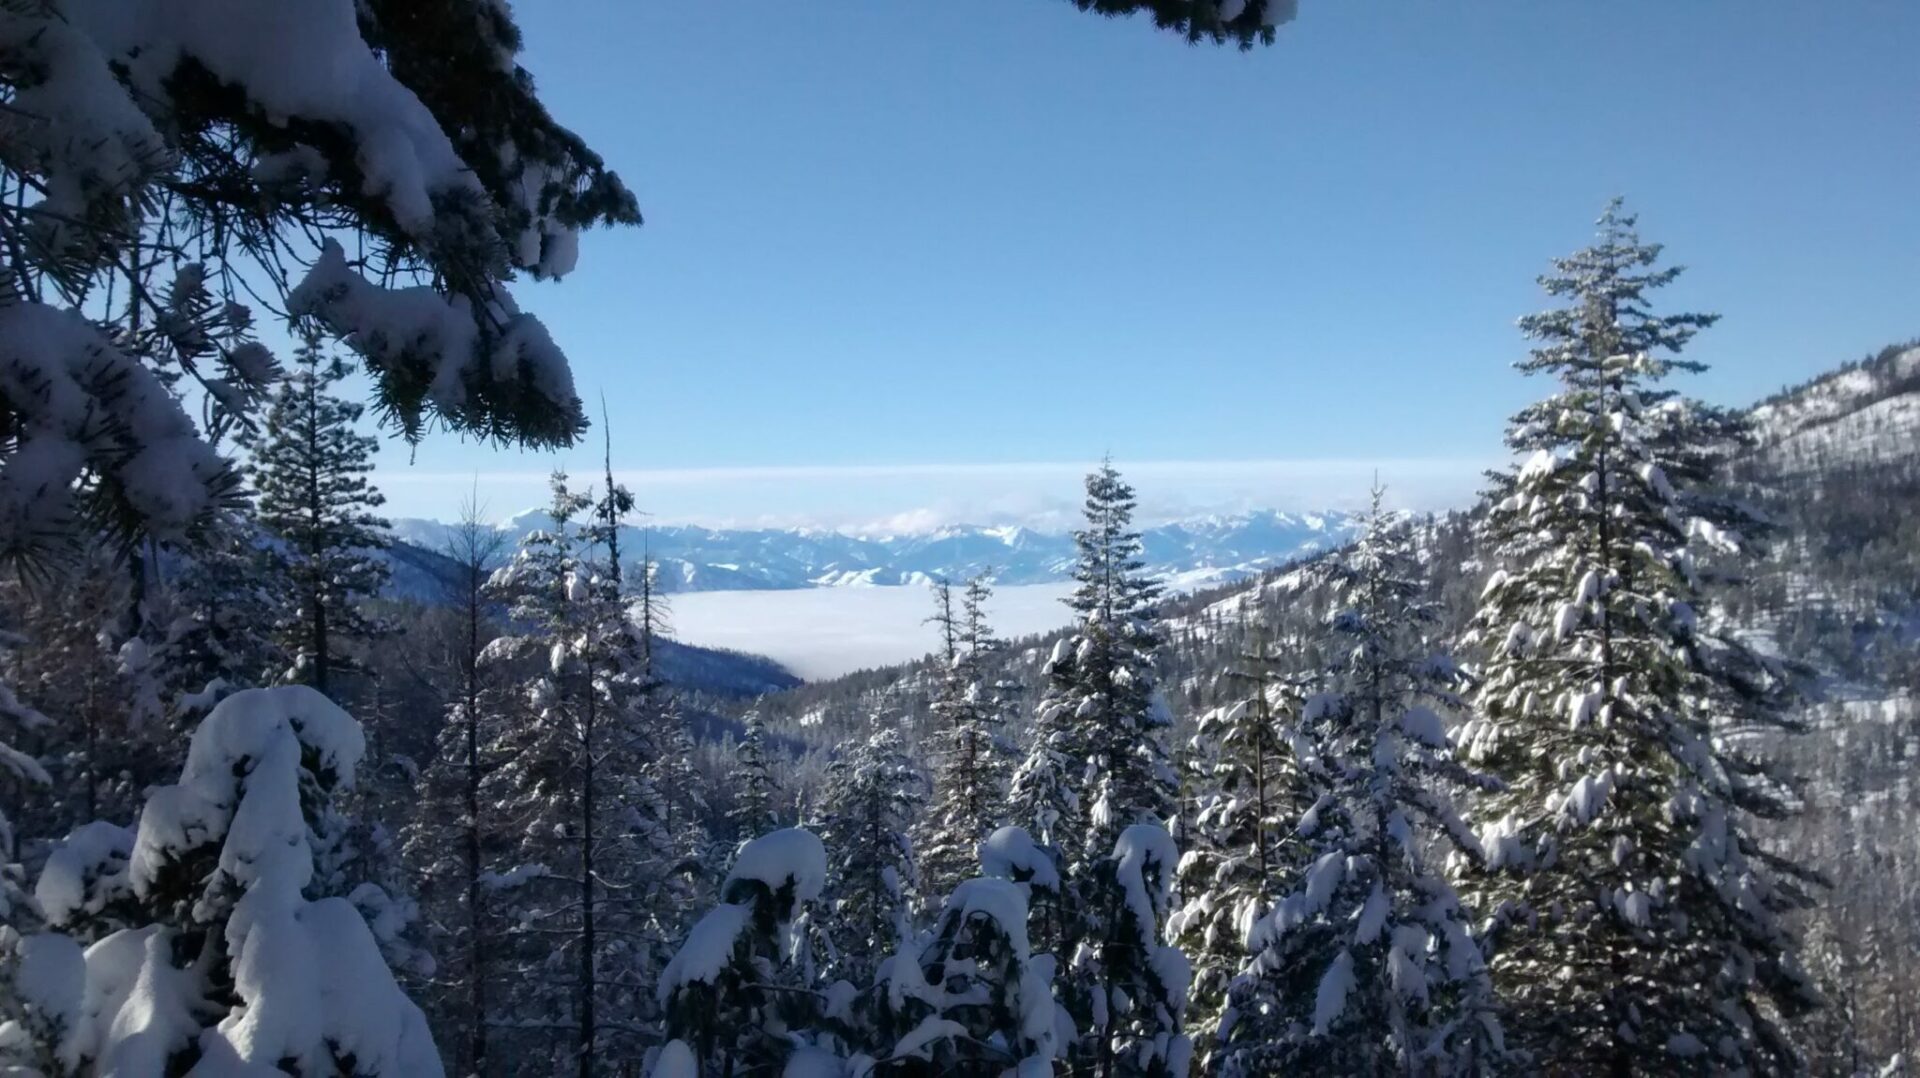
[371,455,1493,531]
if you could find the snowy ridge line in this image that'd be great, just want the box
[385,508,1361,594]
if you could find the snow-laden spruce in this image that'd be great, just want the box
[876,871,1063,1075]
[655,828,831,1076]
[918,575,1019,903]
[817,716,927,984]
[1217,493,1503,1075]
[1456,200,1817,1073]
[729,704,782,842]
[652,814,1080,1077]
[474,471,676,1070]
[1,687,441,1075]
[1060,463,1178,864]
[1006,462,1185,1071]
[1071,823,1193,1077]
[1012,463,1175,874]
[1170,638,1319,1068]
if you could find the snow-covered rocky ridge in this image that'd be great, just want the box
[386,509,1359,593]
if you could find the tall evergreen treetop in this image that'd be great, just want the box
[477,471,666,1071]
[730,706,781,843]
[240,338,391,697]
[1070,460,1164,627]
[1016,462,1184,1072]
[919,574,1017,903]
[1459,201,1816,1074]
[1060,460,1175,860]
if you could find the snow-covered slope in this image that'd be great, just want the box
[386,509,1359,593]
[1749,341,1920,474]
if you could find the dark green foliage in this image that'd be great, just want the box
[1065,0,1295,49]
[730,706,780,843]
[919,575,1018,903]
[1064,460,1174,861]
[239,339,391,698]
[359,0,642,250]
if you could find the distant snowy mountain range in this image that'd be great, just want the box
[384,509,1360,593]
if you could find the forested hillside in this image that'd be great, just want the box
[722,342,1920,1072]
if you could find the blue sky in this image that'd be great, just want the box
[372,0,1918,527]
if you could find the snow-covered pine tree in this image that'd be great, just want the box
[1170,632,1317,1067]
[650,692,714,901]
[633,544,714,926]
[879,871,1063,1074]
[818,715,927,986]
[919,574,1017,903]
[9,686,443,1075]
[580,427,699,1040]
[729,705,781,843]
[1059,460,1175,864]
[480,471,662,1072]
[1221,491,1501,1074]
[864,825,1072,1073]
[655,828,832,1076]
[0,0,635,569]
[239,337,391,699]
[1012,461,1175,1005]
[1078,822,1193,1076]
[400,504,511,1076]
[1007,666,1082,938]
[1457,200,1817,1073]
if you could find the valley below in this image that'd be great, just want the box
[668,581,1077,678]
